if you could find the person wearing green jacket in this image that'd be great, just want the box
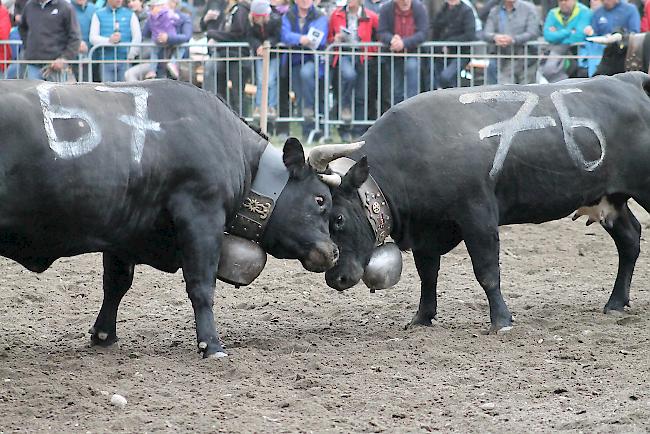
[541,0,592,81]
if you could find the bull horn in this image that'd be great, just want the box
[318,173,342,187]
[307,141,365,172]
[586,33,623,45]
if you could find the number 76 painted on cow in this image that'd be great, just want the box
[459,89,606,179]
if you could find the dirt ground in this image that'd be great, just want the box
[1,203,649,433]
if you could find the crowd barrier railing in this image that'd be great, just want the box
[1,39,603,142]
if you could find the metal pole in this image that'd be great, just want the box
[260,41,270,135]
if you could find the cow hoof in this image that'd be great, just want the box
[89,327,118,346]
[484,321,514,335]
[604,301,630,314]
[404,314,437,329]
[206,351,228,359]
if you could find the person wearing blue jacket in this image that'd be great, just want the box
[281,0,328,138]
[541,0,591,81]
[587,0,640,36]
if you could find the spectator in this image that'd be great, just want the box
[365,0,389,14]
[541,0,591,82]
[127,0,192,80]
[642,0,650,31]
[431,0,476,89]
[584,0,640,36]
[201,0,251,111]
[378,0,428,103]
[482,0,540,84]
[0,2,10,73]
[123,0,153,81]
[328,0,379,123]
[247,0,282,118]
[146,0,187,78]
[9,0,26,26]
[271,0,290,14]
[281,0,328,138]
[18,0,81,80]
[90,0,142,82]
[72,0,96,80]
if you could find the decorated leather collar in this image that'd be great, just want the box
[329,157,392,247]
[228,144,290,242]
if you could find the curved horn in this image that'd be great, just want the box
[586,33,623,45]
[308,141,365,172]
[318,173,342,187]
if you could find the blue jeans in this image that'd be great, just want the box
[291,60,316,110]
[254,56,278,109]
[390,57,419,103]
[101,62,126,82]
[434,58,468,89]
[338,56,358,108]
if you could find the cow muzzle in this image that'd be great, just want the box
[302,241,340,272]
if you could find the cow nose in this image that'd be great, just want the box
[332,246,339,264]
[335,275,349,290]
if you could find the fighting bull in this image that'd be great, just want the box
[589,32,650,76]
[0,79,360,358]
[323,72,650,333]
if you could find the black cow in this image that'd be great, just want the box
[592,32,650,76]
[0,79,354,358]
[324,72,650,333]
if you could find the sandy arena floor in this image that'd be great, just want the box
[1,204,649,433]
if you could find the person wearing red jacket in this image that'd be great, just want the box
[641,0,650,31]
[328,0,378,125]
[0,4,12,73]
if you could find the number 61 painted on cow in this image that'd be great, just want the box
[459,89,606,179]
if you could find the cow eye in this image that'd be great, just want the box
[315,195,325,207]
[335,214,344,228]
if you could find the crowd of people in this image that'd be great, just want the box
[0,0,646,138]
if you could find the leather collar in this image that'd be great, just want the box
[228,144,290,242]
[329,157,392,247]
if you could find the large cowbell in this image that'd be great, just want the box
[363,242,402,290]
[217,145,289,287]
[329,157,403,291]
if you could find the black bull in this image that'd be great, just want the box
[326,72,650,333]
[0,79,339,358]
[594,32,650,76]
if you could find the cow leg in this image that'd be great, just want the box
[407,248,441,328]
[603,203,640,313]
[459,202,513,333]
[174,203,226,358]
[90,253,135,346]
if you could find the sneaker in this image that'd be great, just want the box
[253,107,260,119]
[303,107,314,121]
[267,107,277,119]
[341,107,352,123]
[144,70,157,80]
[166,62,179,80]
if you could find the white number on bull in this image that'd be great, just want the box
[95,86,161,164]
[459,88,606,178]
[459,90,556,178]
[38,82,102,159]
[550,88,606,171]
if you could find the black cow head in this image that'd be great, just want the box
[262,138,341,273]
[324,157,377,290]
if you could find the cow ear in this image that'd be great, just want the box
[282,137,307,178]
[340,156,369,192]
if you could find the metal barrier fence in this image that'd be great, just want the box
[1,39,603,142]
